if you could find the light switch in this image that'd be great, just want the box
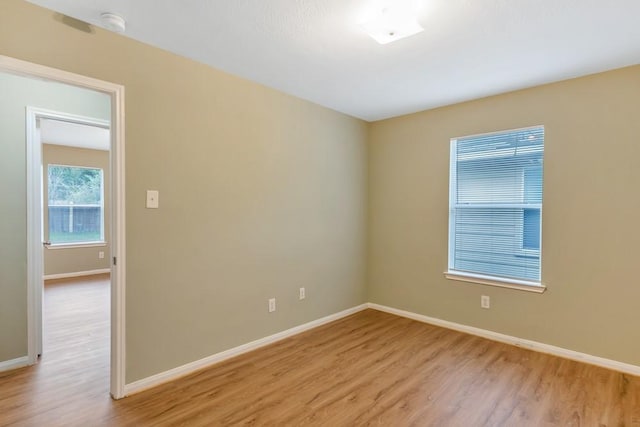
[146,190,159,209]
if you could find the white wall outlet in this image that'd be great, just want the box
[146,190,159,209]
[299,287,305,300]
[268,298,276,313]
[481,295,490,309]
[98,251,105,259]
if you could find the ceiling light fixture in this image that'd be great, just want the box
[100,12,126,33]
[361,4,424,45]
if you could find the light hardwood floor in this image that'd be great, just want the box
[0,274,111,426]
[1,276,639,426]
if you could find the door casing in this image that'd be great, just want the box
[0,55,127,399]
[28,108,110,356]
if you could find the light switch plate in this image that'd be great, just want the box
[146,190,159,208]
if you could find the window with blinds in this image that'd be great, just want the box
[448,126,544,285]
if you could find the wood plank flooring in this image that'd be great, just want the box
[0,275,111,426]
[1,277,639,426]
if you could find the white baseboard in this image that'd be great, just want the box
[0,356,29,373]
[44,268,110,280]
[367,303,640,377]
[124,304,368,396]
[124,301,639,397]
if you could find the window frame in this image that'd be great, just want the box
[445,126,546,293]
[46,163,106,248]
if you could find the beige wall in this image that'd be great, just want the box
[0,0,367,381]
[43,144,111,276]
[3,0,638,383]
[0,71,109,363]
[368,65,640,366]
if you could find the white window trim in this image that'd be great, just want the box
[47,164,105,245]
[444,271,546,293]
[46,241,107,250]
[448,125,544,291]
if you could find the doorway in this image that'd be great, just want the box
[0,55,126,399]
[37,113,111,371]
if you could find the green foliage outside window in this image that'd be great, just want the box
[48,165,104,244]
[48,165,102,205]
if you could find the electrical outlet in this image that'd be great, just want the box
[98,251,105,259]
[299,287,305,300]
[268,298,276,313]
[481,295,490,309]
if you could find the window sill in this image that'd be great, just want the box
[444,271,546,293]
[46,242,107,250]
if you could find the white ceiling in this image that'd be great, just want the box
[27,0,640,121]
[40,119,110,151]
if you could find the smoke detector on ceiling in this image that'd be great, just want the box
[100,13,126,33]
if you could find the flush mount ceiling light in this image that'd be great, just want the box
[100,12,126,33]
[361,4,424,45]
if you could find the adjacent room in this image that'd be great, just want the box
[1,0,639,425]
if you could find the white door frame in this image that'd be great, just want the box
[27,108,111,357]
[0,55,126,399]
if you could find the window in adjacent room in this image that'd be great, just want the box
[447,126,544,289]
[47,164,104,245]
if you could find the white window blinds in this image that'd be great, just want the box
[448,126,544,284]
